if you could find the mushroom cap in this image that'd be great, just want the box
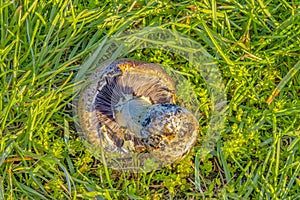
[141,104,199,163]
[78,59,199,171]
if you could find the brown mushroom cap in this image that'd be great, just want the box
[78,59,199,171]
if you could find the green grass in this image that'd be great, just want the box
[0,0,299,199]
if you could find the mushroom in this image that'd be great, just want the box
[78,59,199,171]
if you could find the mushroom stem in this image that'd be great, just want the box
[114,95,152,137]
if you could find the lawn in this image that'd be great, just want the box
[0,0,299,199]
